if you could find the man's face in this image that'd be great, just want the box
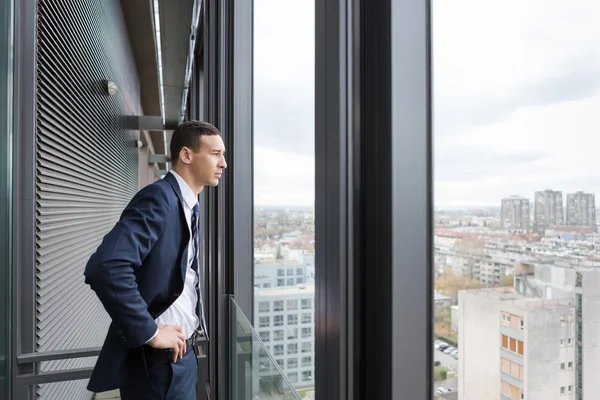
[188,135,227,187]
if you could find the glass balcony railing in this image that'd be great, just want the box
[230,296,301,400]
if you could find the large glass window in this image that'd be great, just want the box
[433,1,599,399]
[253,0,315,396]
[0,0,14,397]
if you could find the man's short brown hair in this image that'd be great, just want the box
[169,120,220,166]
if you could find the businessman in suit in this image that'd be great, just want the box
[84,120,226,399]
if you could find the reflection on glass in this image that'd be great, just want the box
[0,0,14,397]
[253,0,315,398]
[433,1,600,399]
[230,297,301,400]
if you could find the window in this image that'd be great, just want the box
[433,3,597,400]
[287,327,298,340]
[274,330,284,341]
[259,301,270,313]
[301,356,312,367]
[253,0,315,392]
[273,345,284,356]
[302,342,312,353]
[259,331,270,342]
[302,327,312,338]
[568,385,573,394]
[288,343,298,355]
[258,316,270,328]
[287,299,298,311]
[302,370,312,382]
[274,300,284,312]
[301,299,312,310]
[301,313,312,324]
[288,314,298,325]
[273,315,284,326]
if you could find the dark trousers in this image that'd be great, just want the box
[120,346,198,400]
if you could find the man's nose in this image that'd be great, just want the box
[219,158,227,169]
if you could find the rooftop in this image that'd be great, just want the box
[254,284,315,297]
[463,287,574,311]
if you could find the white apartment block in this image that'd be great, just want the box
[254,284,315,389]
[459,287,575,400]
[254,260,312,289]
[515,261,600,400]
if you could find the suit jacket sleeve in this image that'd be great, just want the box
[84,184,171,348]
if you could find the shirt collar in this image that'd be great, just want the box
[169,170,197,210]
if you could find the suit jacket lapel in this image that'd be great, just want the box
[163,172,191,282]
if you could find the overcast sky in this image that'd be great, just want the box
[254,0,600,207]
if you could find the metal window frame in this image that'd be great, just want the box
[315,0,433,399]
[202,0,253,399]
[12,0,37,398]
[0,0,15,397]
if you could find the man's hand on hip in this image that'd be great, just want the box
[147,325,187,363]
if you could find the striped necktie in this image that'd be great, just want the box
[191,204,208,339]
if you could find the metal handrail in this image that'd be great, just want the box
[17,347,101,364]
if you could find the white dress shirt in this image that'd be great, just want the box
[153,170,200,339]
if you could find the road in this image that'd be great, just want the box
[435,348,458,371]
[435,376,458,392]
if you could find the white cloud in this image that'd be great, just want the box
[434,0,600,206]
[253,0,315,205]
[254,146,314,206]
[254,0,600,206]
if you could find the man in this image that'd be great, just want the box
[84,120,227,399]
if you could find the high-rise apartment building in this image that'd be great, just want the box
[513,261,600,400]
[534,190,564,233]
[566,191,596,229]
[501,196,530,231]
[459,287,575,400]
[254,284,316,389]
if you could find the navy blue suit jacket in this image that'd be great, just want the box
[84,173,193,393]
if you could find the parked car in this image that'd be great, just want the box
[434,360,441,366]
[436,387,449,394]
[450,349,458,357]
[438,342,449,351]
[444,346,454,354]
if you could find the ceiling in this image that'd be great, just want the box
[121,0,196,168]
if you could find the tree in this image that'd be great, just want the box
[434,366,448,381]
[503,274,514,287]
